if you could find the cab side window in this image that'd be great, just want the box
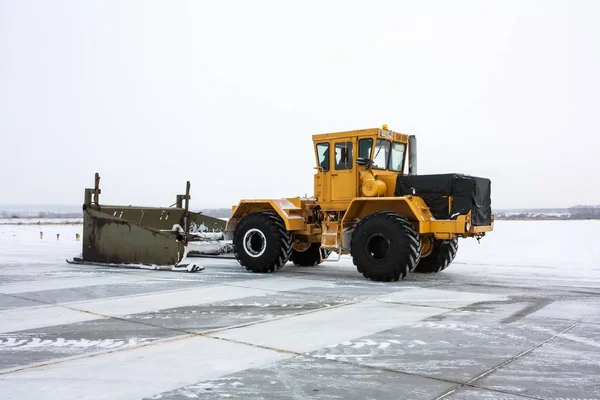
[316,143,330,172]
[358,138,373,159]
[335,142,353,170]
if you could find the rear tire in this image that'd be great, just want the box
[414,238,458,273]
[351,211,421,282]
[233,212,292,273]
[290,243,331,266]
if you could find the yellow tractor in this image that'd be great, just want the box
[226,126,493,282]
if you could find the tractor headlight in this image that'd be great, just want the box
[465,222,471,232]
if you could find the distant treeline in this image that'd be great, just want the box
[200,206,600,220]
[196,208,232,218]
[495,213,568,220]
[495,205,600,220]
[568,205,600,219]
[1,211,82,219]
[0,208,232,219]
[3,206,600,221]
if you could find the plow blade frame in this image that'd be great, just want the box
[78,173,227,267]
[82,207,186,266]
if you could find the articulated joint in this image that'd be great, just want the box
[360,171,386,197]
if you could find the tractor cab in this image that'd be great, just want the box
[356,136,407,171]
[312,126,412,209]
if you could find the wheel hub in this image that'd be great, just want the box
[366,233,390,262]
[292,239,312,253]
[243,228,267,258]
[421,236,434,258]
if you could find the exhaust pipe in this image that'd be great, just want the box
[408,135,417,175]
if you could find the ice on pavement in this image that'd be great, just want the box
[0,221,599,400]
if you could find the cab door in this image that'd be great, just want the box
[331,140,356,201]
[314,142,331,202]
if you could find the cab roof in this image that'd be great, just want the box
[312,127,410,143]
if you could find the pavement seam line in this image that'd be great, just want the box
[3,275,561,395]
[0,285,465,378]
[1,275,344,313]
[198,301,359,336]
[0,333,197,376]
[451,281,600,297]
[375,299,457,310]
[0,300,360,375]
[305,356,544,400]
[205,336,301,356]
[434,320,582,400]
[7,280,235,309]
[169,335,543,400]
[271,304,544,399]
[0,271,199,290]
[0,275,296,315]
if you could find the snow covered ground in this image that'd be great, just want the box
[0,221,599,399]
[0,218,83,225]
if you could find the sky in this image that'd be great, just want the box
[1,0,599,209]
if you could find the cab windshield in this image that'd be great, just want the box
[389,142,406,172]
[372,139,391,170]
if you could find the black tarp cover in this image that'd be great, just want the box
[394,174,492,226]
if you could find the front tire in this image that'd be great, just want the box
[351,211,421,282]
[233,212,292,273]
[414,238,458,273]
[290,243,331,266]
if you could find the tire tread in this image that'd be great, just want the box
[233,212,292,273]
[414,238,459,273]
[351,211,421,282]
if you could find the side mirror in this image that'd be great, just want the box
[355,158,372,168]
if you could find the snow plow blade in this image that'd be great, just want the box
[72,173,232,270]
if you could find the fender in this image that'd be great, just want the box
[341,196,433,227]
[226,199,306,233]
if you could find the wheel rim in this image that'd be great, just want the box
[365,233,390,262]
[292,239,311,253]
[421,236,434,258]
[243,228,267,258]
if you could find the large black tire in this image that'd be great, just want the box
[233,212,292,273]
[351,211,421,282]
[290,243,331,267]
[414,238,458,273]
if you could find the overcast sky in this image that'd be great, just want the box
[1,0,598,209]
